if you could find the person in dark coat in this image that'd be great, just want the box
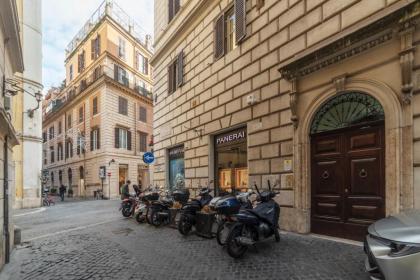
[59,184,66,201]
[120,180,131,200]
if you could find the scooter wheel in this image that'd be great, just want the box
[216,220,229,246]
[226,224,247,259]
[150,210,162,227]
[122,207,132,218]
[135,212,146,224]
[177,216,192,236]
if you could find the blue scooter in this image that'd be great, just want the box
[225,180,280,258]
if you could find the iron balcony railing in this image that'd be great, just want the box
[43,65,152,119]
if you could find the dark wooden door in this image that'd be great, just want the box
[311,122,385,241]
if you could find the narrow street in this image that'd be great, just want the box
[1,200,369,280]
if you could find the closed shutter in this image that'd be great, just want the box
[214,14,225,60]
[91,40,95,59]
[127,130,132,150]
[70,142,73,157]
[177,51,184,87]
[168,0,174,22]
[114,64,119,80]
[144,57,149,75]
[90,130,94,151]
[134,52,139,70]
[97,35,101,55]
[168,63,174,94]
[97,128,100,149]
[115,127,120,148]
[235,0,247,43]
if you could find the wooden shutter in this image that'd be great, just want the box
[90,130,94,151]
[91,40,95,59]
[144,57,149,75]
[168,63,174,94]
[70,142,73,157]
[115,127,120,148]
[235,0,247,43]
[134,52,139,70]
[127,130,132,150]
[97,35,101,55]
[97,128,100,149]
[114,64,119,80]
[168,0,174,22]
[214,14,225,60]
[177,52,184,87]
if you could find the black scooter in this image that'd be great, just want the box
[177,186,213,235]
[225,180,280,258]
[148,188,174,227]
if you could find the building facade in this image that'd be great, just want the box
[13,0,43,209]
[42,0,153,199]
[0,0,25,268]
[151,0,420,241]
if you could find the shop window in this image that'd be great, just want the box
[168,146,185,190]
[215,127,248,194]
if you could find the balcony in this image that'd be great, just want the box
[43,65,153,120]
[65,0,153,56]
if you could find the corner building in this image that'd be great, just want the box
[151,0,420,241]
[42,1,153,199]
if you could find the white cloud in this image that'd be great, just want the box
[42,0,154,92]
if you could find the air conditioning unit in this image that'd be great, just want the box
[4,96,11,111]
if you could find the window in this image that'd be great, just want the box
[168,146,185,190]
[69,65,73,81]
[43,149,47,165]
[136,52,149,75]
[92,97,98,115]
[90,128,100,151]
[42,132,47,143]
[76,133,85,155]
[91,35,101,60]
[58,121,62,135]
[118,37,126,59]
[139,132,148,152]
[139,106,147,122]
[114,65,128,86]
[49,126,55,140]
[50,146,55,163]
[168,52,184,94]
[118,97,128,115]
[79,106,84,123]
[50,172,54,187]
[67,114,72,128]
[115,127,131,150]
[214,0,246,60]
[65,139,73,159]
[168,0,180,22]
[78,50,85,73]
[57,143,63,161]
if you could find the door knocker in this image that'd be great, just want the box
[359,168,368,178]
[321,170,329,179]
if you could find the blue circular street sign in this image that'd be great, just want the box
[143,152,155,164]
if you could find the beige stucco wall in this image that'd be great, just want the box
[152,0,419,232]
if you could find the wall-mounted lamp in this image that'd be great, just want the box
[108,159,116,166]
[3,77,43,118]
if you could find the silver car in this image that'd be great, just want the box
[364,209,420,280]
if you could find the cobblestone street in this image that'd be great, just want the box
[0,200,370,280]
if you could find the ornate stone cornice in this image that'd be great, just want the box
[279,6,411,81]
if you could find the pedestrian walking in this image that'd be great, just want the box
[59,184,66,202]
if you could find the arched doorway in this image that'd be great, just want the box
[310,92,385,241]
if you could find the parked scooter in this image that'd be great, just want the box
[214,190,254,245]
[134,185,160,223]
[177,183,213,235]
[120,185,141,218]
[225,180,280,258]
[148,186,174,227]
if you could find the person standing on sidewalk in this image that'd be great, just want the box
[59,184,66,202]
[120,180,131,200]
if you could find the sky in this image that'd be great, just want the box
[42,0,154,92]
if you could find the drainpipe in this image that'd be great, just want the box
[3,135,10,263]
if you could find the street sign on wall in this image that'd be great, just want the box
[143,152,155,164]
[99,166,106,179]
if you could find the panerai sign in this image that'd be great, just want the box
[216,128,247,145]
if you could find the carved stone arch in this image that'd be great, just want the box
[293,77,408,234]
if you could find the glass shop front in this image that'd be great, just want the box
[214,127,248,195]
[168,145,185,191]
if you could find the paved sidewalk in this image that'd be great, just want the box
[2,200,370,280]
